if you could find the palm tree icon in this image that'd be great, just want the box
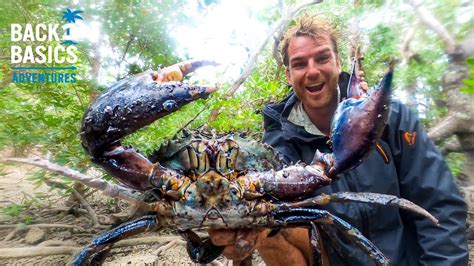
[62,8,83,45]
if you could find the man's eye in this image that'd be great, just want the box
[291,62,305,69]
[317,55,330,63]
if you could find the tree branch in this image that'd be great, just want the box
[224,0,323,98]
[401,26,417,64]
[428,113,460,143]
[408,0,458,54]
[1,157,145,206]
[208,0,323,122]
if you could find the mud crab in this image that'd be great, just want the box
[73,59,437,265]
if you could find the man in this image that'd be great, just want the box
[209,15,468,265]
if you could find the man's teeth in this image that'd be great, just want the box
[306,83,323,92]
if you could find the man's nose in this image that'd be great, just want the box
[306,60,320,78]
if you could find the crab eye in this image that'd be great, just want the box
[229,186,241,198]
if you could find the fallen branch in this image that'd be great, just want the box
[1,157,145,206]
[0,246,81,258]
[0,223,85,231]
[0,235,184,259]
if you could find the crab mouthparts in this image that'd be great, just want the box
[200,207,228,227]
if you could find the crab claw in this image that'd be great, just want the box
[347,59,367,99]
[315,63,394,178]
[155,59,219,83]
[81,71,217,157]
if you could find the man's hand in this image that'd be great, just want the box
[208,229,269,261]
[208,228,311,265]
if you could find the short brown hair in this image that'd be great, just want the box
[280,15,339,66]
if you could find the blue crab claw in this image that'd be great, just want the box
[315,62,394,178]
[80,73,217,157]
[347,59,367,99]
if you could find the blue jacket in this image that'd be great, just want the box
[262,73,468,265]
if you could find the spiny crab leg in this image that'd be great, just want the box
[276,192,439,225]
[272,208,389,266]
[71,215,161,266]
[243,163,332,200]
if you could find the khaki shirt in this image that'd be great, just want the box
[287,85,340,136]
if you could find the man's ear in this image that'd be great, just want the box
[336,56,342,73]
[285,67,292,86]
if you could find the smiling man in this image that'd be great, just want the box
[209,15,468,265]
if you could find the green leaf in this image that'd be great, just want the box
[460,87,474,93]
[463,79,474,86]
[466,58,474,66]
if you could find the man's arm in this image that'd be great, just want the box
[387,101,468,265]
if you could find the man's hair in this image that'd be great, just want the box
[280,15,339,66]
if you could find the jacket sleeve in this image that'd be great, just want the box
[262,104,301,164]
[386,101,468,265]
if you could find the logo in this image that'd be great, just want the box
[402,131,417,145]
[10,8,83,84]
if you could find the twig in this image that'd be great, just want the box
[0,246,81,258]
[0,235,184,259]
[173,103,209,137]
[1,157,145,206]
[2,228,24,242]
[224,0,323,98]
[41,178,101,227]
[0,223,85,231]
[70,187,100,227]
[156,239,179,255]
[1,223,85,242]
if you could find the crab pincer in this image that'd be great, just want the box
[80,60,217,190]
[314,62,394,178]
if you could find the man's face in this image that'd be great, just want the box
[285,35,341,111]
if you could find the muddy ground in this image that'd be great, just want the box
[0,159,473,265]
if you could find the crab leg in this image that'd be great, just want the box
[241,163,332,200]
[309,222,324,266]
[277,192,438,225]
[71,215,160,266]
[180,230,225,263]
[273,208,389,266]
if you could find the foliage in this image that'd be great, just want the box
[461,58,474,93]
[445,152,466,178]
